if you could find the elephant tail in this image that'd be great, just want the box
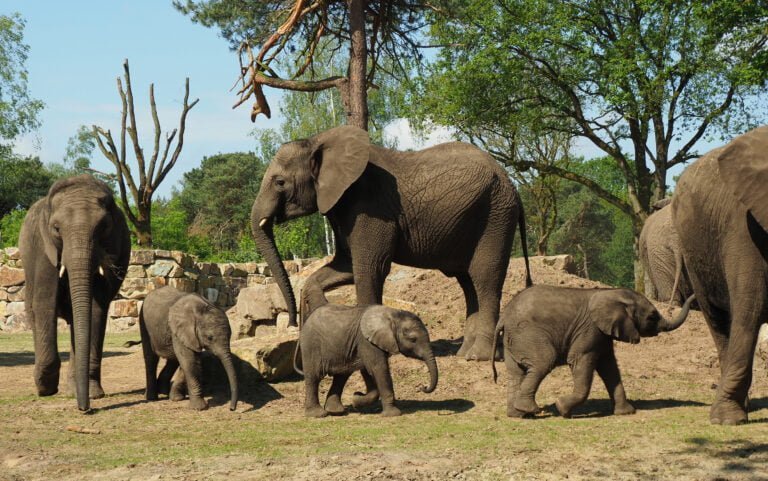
[123,340,142,348]
[293,340,304,376]
[517,202,533,288]
[491,319,504,384]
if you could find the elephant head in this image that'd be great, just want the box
[169,297,238,411]
[590,289,695,344]
[250,126,371,327]
[360,306,438,393]
[43,175,128,411]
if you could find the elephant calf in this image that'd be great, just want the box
[298,304,438,418]
[493,285,694,418]
[130,286,238,411]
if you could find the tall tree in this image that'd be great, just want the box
[174,0,428,129]
[93,60,198,247]
[414,0,768,288]
[0,13,43,148]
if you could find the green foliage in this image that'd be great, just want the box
[0,152,55,217]
[0,207,26,248]
[274,214,327,260]
[0,13,43,147]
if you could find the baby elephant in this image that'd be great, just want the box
[132,286,238,411]
[492,285,694,418]
[299,304,438,418]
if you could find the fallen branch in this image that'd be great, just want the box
[66,425,101,435]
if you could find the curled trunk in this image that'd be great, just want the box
[420,350,438,393]
[659,294,696,332]
[253,222,296,327]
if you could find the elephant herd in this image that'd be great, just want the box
[17,124,768,425]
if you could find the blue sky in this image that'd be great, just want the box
[4,1,284,196]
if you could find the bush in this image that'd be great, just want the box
[0,208,27,248]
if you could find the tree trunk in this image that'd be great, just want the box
[346,0,368,130]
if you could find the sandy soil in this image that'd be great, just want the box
[1,257,767,480]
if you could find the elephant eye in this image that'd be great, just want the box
[274,177,286,188]
[206,335,214,341]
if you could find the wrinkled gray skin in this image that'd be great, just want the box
[639,200,690,305]
[251,125,531,362]
[136,286,238,411]
[672,125,768,425]
[298,303,437,418]
[492,285,694,418]
[19,175,130,411]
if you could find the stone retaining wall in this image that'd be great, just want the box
[0,247,316,333]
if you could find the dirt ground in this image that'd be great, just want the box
[1,258,767,481]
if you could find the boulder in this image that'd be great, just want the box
[4,247,21,260]
[0,266,25,287]
[120,278,155,299]
[169,277,196,293]
[147,261,177,278]
[130,249,155,265]
[109,316,138,332]
[5,301,25,316]
[535,255,577,275]
[126,265,146,278]
[230,325,299,382]
[5,285,24,302]
[109,299,140,318]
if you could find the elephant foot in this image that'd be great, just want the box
[157,381,172,397]
[514,398,541,415]
[170,391,185,402]
[456,339,472,357]
[613,402,636,416]
[36,384,58,397]
[710,400,747,425]
[324,397,346,416]
[381,405,402,417]
[145,390,159,401]
[463,340,494,362]
[352,391,379,409]
[506,404,528,418]
[188,397,209,411]
[305,406,328,418]
[170,383,186,402]
[89,381,105,399]
[555,398,573,418]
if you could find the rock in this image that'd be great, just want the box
[197,262,220,276]
[5,301,25,315]
[233,284,289,323]
[257,263,271,276]
[382,296,418,313]
[169,277,196,293]
[201,288,218,304]
[147,261,177,277]
[109,299,140,318]
[536,255,577,275]
[247,274,267,287]
[6,285,24,302]
[154,249,172,259]
[235,262,259,274]
[171,251,194,268]
[4,247,21,260]
[0,301,6,317]
[120,278,154,299]
[126,265,146,278]
[109,316,138,332]
[130,250,155,265]
[758,325,768,363]
[0,266,25,287]
[230,327,299,382]
[283,260,299,274]
[3,313,28,332]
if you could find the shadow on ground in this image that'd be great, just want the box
[538,397,708,419]
[0,350,130,367]
[349,398,475,416]
[678,437,768,477]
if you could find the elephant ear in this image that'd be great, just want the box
[38,201,60,268]
[590,292,641,344]
[360,306,400,355]
[717,125,768,231]
[169,297,203,352]
[310,125,370,214]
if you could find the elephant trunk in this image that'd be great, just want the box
[64,230,95,412]
[217,350,238,411]
[420,349,438,394]
[658,294,696,332]
[252,219,297,327]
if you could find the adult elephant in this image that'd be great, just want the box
[639,200,690,305]
[251,125,532,361]
[19,175,130,411]
[672,125,768,425]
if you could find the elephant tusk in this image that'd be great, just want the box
[98,266,105,277]
[59,265,66,278]
[259,217,269,228]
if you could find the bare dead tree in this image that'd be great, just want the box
[93,59,199,247]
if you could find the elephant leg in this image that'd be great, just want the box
[710,295,765,425]
[170,369,187,402]
[142,348,160,401]
[514,365,548,415]
[596,347,635,416]
[366,354,400,417]
[454,273,479,357]
[301,254,354,323]
[352,369,379,408]
[556,355,597,418]
[462,270,503,361]
[324,373,350,415]
[86,290,110,399]
[176,352,207,411]
[157,359,179,397]
[350,226,395,306]
[304,373,327,418]
[505,360,526,418]
[30,279,61,396]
